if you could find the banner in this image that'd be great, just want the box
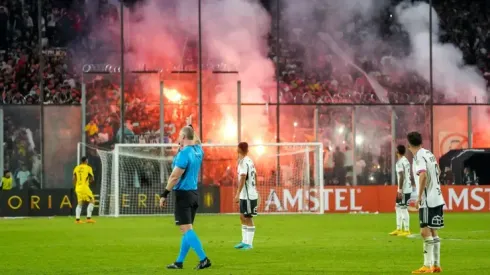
[2,186,488,216]
[432,106,468,159]
[0,189,76,217]
[220,185,490,213]
[106,186,220,216]
[0,190,30,217]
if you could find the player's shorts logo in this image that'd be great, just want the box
[432,215,443,226]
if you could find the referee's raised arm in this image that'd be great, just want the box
[160,125,211,270]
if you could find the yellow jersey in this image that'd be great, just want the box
[2,177,12,190]
[73,164,94,189]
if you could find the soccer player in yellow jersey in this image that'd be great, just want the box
[73,156,96,224]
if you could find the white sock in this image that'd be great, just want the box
[402,208,410,231]
[241,225,247,244]
[424,237,434,267]
[246,226,255,246]
[87,203,94,218]
[395,206,402,230]
[433,237,441,267]
[76,204,82,219]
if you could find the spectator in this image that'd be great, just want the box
[218,167,234,187]
[355,156,366,186]
[16,163,32,190]
[463,167,479,186]
[323,146,334,185]
[1,170,13,190]
[333,146,345,185]
[344,146,353,185]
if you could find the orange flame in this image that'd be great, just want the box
[222,116,238,141]
[164,88,185,103]
[253,138,266,156]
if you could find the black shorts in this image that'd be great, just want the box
[239,199,258,218]
[419,205,444,229]
[174,190,199,226]
[396,193,412,207]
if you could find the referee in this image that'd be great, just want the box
[159,125,211,270]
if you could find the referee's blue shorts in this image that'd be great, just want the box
[174,190,199,226]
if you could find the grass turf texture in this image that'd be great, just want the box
[1,213,489,275]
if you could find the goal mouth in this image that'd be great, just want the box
[78,142,324,217]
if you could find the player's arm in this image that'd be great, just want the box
[416,159,428,204]
[398,171,404,194]
[236,174,246,200]
[235,162,247,201]
[396,163,404,193]
[88,167,95,184]
[164,167,185,192]
[417,172,427,201]
[72,167,77,186]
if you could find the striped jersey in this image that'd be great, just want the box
[237,156,258,200]
[412,148,445,208]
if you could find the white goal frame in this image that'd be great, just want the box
[83,142,324,217]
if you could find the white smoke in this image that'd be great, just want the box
[280,0,487,103]
[396,1,487,103]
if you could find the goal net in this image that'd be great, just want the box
[82,143,324,217]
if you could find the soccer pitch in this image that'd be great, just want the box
[1,213,489,274]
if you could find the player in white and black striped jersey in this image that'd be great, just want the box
[407,132,444,274]
[234,142,258,250]
[389,145,413,237]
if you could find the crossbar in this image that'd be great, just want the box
[115,142,323,148]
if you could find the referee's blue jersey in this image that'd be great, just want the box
[172,145,203,191]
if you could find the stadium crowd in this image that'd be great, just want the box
[1,0,489,188]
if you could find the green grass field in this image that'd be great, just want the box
[1,213,489,275]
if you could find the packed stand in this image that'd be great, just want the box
[0,0,90,105]
[273,0,490,105]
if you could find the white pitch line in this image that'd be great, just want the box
[404,234,490,242]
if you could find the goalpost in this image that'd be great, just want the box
[80,142,324,217]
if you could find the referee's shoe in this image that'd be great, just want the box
[166,258,212,270]
[195,257,212,270]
